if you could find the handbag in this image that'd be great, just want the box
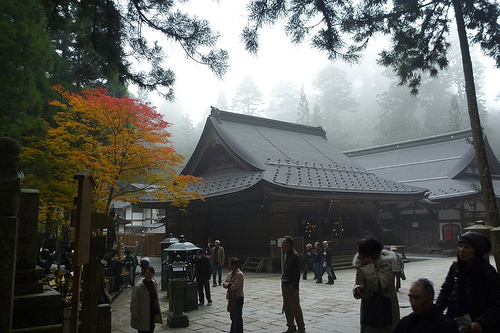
[227,298,234,313]
[401,270,406,281]
[361,282,392,327]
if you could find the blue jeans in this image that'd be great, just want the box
[230,297,244,333]
[212,263,222,284]
[313,262,321,280]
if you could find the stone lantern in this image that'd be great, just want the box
[163,236,200,311]
[162,235,198,291]
[166,256,189,328]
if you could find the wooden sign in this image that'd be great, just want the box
[72,170,95,333]
[73,170,95,266]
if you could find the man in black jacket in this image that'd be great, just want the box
[281,235,306,333]
[194,249,212,306]
[396,278,457,333]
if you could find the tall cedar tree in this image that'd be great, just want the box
[42,0,229,99]
[232,76,264,115]
[21,86,201,227]
[267,80,300,122]
[296,85,312,125]
[242,0,500,268]
[0,0,55,141]
[2,0,228,143]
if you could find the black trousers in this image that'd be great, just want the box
[197,279,211,303]
[229,297,244,333]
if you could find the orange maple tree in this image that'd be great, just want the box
[22,85,201,224]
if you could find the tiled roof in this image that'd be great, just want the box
[344,130,500,201]
[183,168,264,197]
[181,109,427,199]
[265,159,420,194]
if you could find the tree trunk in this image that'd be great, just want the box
[453,0,500,270]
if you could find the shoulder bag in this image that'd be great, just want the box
[361,281,392,327]
[227,293,234,313]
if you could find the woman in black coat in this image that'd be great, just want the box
[436,232,500,333]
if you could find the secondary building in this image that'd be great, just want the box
[344,129,500,251]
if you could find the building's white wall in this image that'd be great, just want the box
[439,209,461,220]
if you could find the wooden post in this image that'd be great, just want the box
[118,234,123,258]
[81,236,106,333]
[71,171,95,333]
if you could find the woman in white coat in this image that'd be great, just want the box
[353,238,400,333]
[130,266,162,333]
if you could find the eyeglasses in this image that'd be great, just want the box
[408,294,422,300]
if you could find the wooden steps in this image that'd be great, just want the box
[242,257,267,272]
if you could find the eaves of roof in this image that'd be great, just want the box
[262,160,427,197]
[184,168,263,199]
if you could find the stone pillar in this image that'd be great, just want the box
[0,136,21,332]
[15,189,44,295]
[97,304,111,333]
[167,279,189,328]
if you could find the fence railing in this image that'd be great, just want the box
[118,233,165,257]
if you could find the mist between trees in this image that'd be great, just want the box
[167,41,500,163]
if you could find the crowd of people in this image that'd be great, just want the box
[302,240,337,285]
[124,232,500,333]
[102,249,151,294]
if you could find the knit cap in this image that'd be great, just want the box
[458,231,491,256]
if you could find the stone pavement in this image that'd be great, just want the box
[110,254,490,333]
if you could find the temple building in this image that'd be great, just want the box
[141,109,429,262]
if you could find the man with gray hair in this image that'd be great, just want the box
[395,278,457,333]
[211,239,225,287]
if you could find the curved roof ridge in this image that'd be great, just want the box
[211,107,327,138]
[344,129,472,157]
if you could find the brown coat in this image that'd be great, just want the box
[210,245,225,267]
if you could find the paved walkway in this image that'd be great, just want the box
[110,254,490,333]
